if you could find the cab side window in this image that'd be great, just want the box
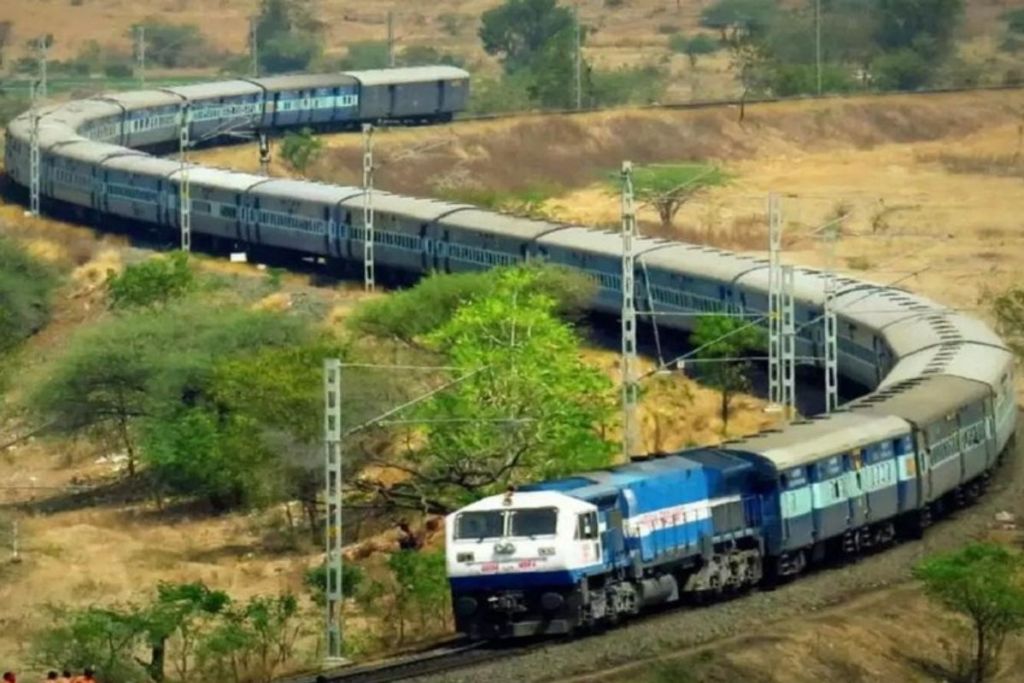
[576,512,598,540]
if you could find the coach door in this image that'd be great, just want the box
[846,449,868,526]
[915,429,933,503]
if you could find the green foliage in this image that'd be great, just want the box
[0,236,57,355]
[279,127,323,174]
[197,594,304,683]
[106,252,195,309]
[387,550,450,639]
[590,65,666,106]
[103,62,134,79]
[691,314,765,431]
[468,73,535,114]
[915,543,1024,683]
[409,267,615,509]
[130,20,212,68]
[670,33,721,67]
[255,0,323,74]
[479,0,576,73]
[991,286,1024,360]
[1006,9,1024,35]
[340,40,390,70]
[766,62,856,96]
[699,0,778,41]
[143,582,231,682]
[398,44,466,68]
[872,48,933,90]
[873,0,964,60]
[33,605,150,683]
[304,562,365,606]
[349,263,595,345]
[615,163,727,228]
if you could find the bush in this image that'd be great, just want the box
[0,236,57,355]
[106,252,194,309]
[339,41,390,70]
[398,44,465,68]
[279,127,323,173]
[1004,8,1024,34]
[872,48,933,91]
[590,65,666,106]
[767,62,856,96]
[468,74,535,114]
[103,62,134,79]
[132,20,216,68]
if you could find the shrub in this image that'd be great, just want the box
[872,48,933,91]
[106,252,194,309]
[103,62,134,79]
[0,236,57,354]
[590,65,666,106]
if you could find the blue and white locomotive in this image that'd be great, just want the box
[3,68,1017,642]
[446,374,1011,639]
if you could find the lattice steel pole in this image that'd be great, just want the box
[37,37,48,100]
[323,359,344,663]
[362,123,375,291]
[621,161,640,460]
[823,223,839,413]
[767,193,782,406]
[28,83,40,218]
[136,25,146,88]
[781,264,797,419]
[179,103,191,252]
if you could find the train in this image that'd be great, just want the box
[2,68,1017,641]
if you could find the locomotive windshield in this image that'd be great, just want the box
[454,507,558,539]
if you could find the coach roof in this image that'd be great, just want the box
[343,66,470,85]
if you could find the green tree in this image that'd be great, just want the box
[615,163,727,229]
[32,605,150,683]
[28,303,310,484]
[387,550,450,641]
[690,314,765,433]
[872,47,933,90]
[915,543,1024,683]
[0,236,56,355]
[873,0,964,60]
[991,285,1024,359]
[106,252,195,309]
[699,0,778,42]
[479,0,575,73]
[196,594,304,683]
[590,65,666,106]
[361,267,615,512]
[1006,9,1024,35]
[279,127,322,174]
[670,33,720,67]
[130,20,210,68]
[398,44,465,68]
[254,0,322,74]
[142,582,231,682]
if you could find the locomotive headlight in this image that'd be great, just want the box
[538,547,556,557]
[456,552,474,562]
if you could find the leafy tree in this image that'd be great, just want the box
[873,0,964,61]
[991,285,1024,360]
[699,0,778,42]
[197,594,304,683]
[28,303,310,483]
[915,543,1024,683]
[670,33,720,67]
[304,562,364,606]
[359,267,615,512]
[254,0,322,74]
[142,582,231,682]
[106,252,195,309]
[766,62,855,96]
[468,72,535,114]
[349,264,595,346]
[614,163,727,229]
[872,47,933,90]
[0,236,56,355]
[1006,9,1024,35]
[129,20,211,68]
[690,314,765,433]
[479,0,576,73]
[279,127,322,174]
[32,605,150,683]
[520,24,582,108]
[387,550,450,640]
[590,65,666,106]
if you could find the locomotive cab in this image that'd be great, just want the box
[445,490,605,638]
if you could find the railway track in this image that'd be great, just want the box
[280,639,545,683]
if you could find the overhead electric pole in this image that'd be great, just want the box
[323,358,345,664]
[620,161,640,460]
[179,103,191,252]
[28,81,40,218]
[387,11,395,68]
[136,25,146,87]
[767,193,782,408]
[250,17,259,78]
[37,36,48,100]
[574,4,582,110]
[823,221,839,413]
[258,131,270,176]
[781,264,797,418]
[362,123,375,291]
[815,0,822,95]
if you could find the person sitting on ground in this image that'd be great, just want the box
[3,672,15,683]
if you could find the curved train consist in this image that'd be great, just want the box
[4,67,1017,640]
